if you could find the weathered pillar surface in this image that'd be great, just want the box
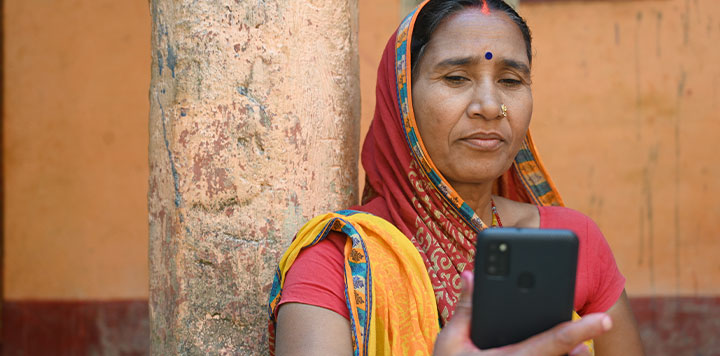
[148,1,359,354]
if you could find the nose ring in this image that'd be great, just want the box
[501,104,508,118]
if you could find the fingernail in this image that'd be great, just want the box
[602,316,613,331]
[569,344,588,356]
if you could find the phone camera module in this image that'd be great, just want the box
[485,241,510,276]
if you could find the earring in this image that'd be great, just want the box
[501,104,508,117]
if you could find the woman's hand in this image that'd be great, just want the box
[433,271,614,356]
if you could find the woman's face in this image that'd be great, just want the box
[412,8,532,187]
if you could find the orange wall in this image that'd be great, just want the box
[524,0,720,296]
[359,0,402,188]
[3,1,151,299]
[359,0,720,296]
[4,0,718,301]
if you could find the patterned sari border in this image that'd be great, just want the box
[267,211,374,356]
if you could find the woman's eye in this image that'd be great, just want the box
[444,75,468,84]
[499,78,522,87]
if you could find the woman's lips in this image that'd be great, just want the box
[461,133,504,151]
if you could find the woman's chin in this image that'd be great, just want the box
[444,158,513,181]
[446,169,508,187]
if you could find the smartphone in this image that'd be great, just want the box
[470,228,578,350]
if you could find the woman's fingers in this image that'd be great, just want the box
[434,272,611,356]
[568,343,591,356]
[511,313,613,356]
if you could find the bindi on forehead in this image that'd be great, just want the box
[481,0,490,15]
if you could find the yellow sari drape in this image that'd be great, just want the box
[268,211,440,356]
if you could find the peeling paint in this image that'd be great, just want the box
[157,94,183,210]
[237,86,272,128]
[157,50,164,75]
[166,42,177,78]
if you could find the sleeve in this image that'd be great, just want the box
[277,231,350,320]
[578,216,626,315]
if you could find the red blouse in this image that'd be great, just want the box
[279,206,625,319]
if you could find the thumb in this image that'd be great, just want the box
[446,271,474,334]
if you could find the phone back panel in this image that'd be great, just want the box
[470,228,578,349]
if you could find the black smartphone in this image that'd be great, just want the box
[470,228,578,350]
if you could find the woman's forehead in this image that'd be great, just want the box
[421,8,528,65]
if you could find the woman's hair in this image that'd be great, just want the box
[411,0,533,74]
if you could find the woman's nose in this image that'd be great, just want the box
[466,82,502,120]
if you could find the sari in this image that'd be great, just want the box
[269,1,590,355]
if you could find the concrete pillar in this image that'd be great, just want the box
[148,1,359,354]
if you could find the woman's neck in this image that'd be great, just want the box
[450,180,495,226]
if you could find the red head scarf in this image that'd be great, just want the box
[357,1,563,323]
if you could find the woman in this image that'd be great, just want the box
[268,0,645,355]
